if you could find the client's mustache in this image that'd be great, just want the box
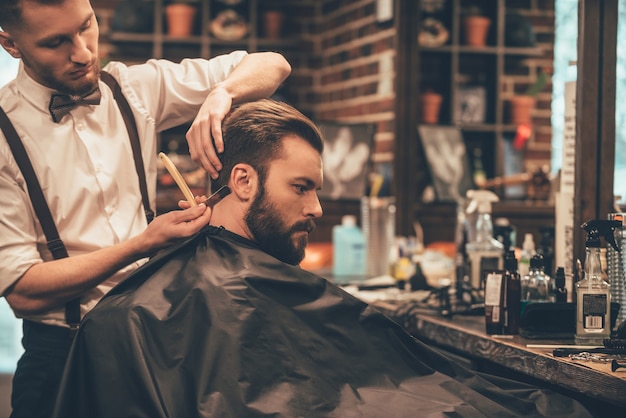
[291,219,316,234]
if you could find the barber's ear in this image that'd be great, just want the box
[230,163,258,200]
[0,32,21,59]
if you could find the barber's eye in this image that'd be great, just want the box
[44,39,64,48]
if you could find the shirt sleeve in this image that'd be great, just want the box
[103,50,248,133]
[0,147,44,296]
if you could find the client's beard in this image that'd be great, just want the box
[245,185,315,265]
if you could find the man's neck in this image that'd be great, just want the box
[210,205,254,241]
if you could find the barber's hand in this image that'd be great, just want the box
[186,85,233,179]
[140,203,212,255]
[178,195,208,209]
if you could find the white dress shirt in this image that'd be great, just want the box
[0,51,247,326]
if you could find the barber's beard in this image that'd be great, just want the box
[22,55,101,96]
[245,185,315,265]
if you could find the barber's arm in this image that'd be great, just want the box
[186,51,291,177]
[4,204,212,316]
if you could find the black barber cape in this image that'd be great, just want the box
[54,226,591,417]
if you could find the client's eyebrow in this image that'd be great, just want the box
[294,177,321,190]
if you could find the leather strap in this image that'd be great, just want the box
[100,71,154,223]
[0,71,153,327]
[0,107,80,326]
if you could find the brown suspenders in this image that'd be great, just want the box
[0,70,154,328]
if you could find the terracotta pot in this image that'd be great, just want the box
[463,16,491,47]
[421,92,443,124]
[263,10,284,39]
[165,3,197,37]
[509,95,536,124]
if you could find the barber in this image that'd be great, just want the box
[0,1,290,417]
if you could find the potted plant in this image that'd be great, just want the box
[165,0,198,37]
[509,68,549,125]
[262,4,285,40]
[462,6,491,47]
[421,90,443,124]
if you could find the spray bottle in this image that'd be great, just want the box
[465,190,504,295]
[575,219,621,345]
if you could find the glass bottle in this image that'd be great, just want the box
[575,232,611,345]
[519,233,536,277]
[520,254,551,312]
[553,267,568,303]
[503,250,521,334]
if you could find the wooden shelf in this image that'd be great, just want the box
[414,201,554,247]
[414,0,543,187]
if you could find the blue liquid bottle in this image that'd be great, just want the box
[333,215,366,278]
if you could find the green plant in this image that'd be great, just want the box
[524,68,549,97]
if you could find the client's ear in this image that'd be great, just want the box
[230,163,258,201]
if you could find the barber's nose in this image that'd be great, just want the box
[70,35,92,65]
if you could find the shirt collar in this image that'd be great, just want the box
[14,62,64,116]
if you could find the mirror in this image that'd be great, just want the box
[393,0,622,254]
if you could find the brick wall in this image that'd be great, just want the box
[502,0,555,173]
[311,0,396,164]
[305,0,555,180]
[94,0,555,183]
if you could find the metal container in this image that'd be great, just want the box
[607,213,626,330]
[361,197,396,278]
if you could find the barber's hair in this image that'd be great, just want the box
[211,99,324,191]
[0,0,65,31]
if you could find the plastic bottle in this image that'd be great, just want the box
[464,190,504,293]
[503,250,521,334]
[520,254,551,313]
[575,220,620,345]
[519,233,536,277]
[332,215,366,278]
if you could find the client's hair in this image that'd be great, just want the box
[211,99,324,191]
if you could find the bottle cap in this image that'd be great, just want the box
[555,267,566,287]
[465,189,499,214]
[581,219,621,250]
[522,233,535,250]
[341,215,357,227]
[504,249,518,270]
[530,253,544,269]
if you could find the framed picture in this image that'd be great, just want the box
[454,86,486,124]
[417,125,474,202]
[317,122,375,200]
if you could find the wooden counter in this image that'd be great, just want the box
[373,302,626,415]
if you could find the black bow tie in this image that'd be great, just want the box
[49,88,101,123]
